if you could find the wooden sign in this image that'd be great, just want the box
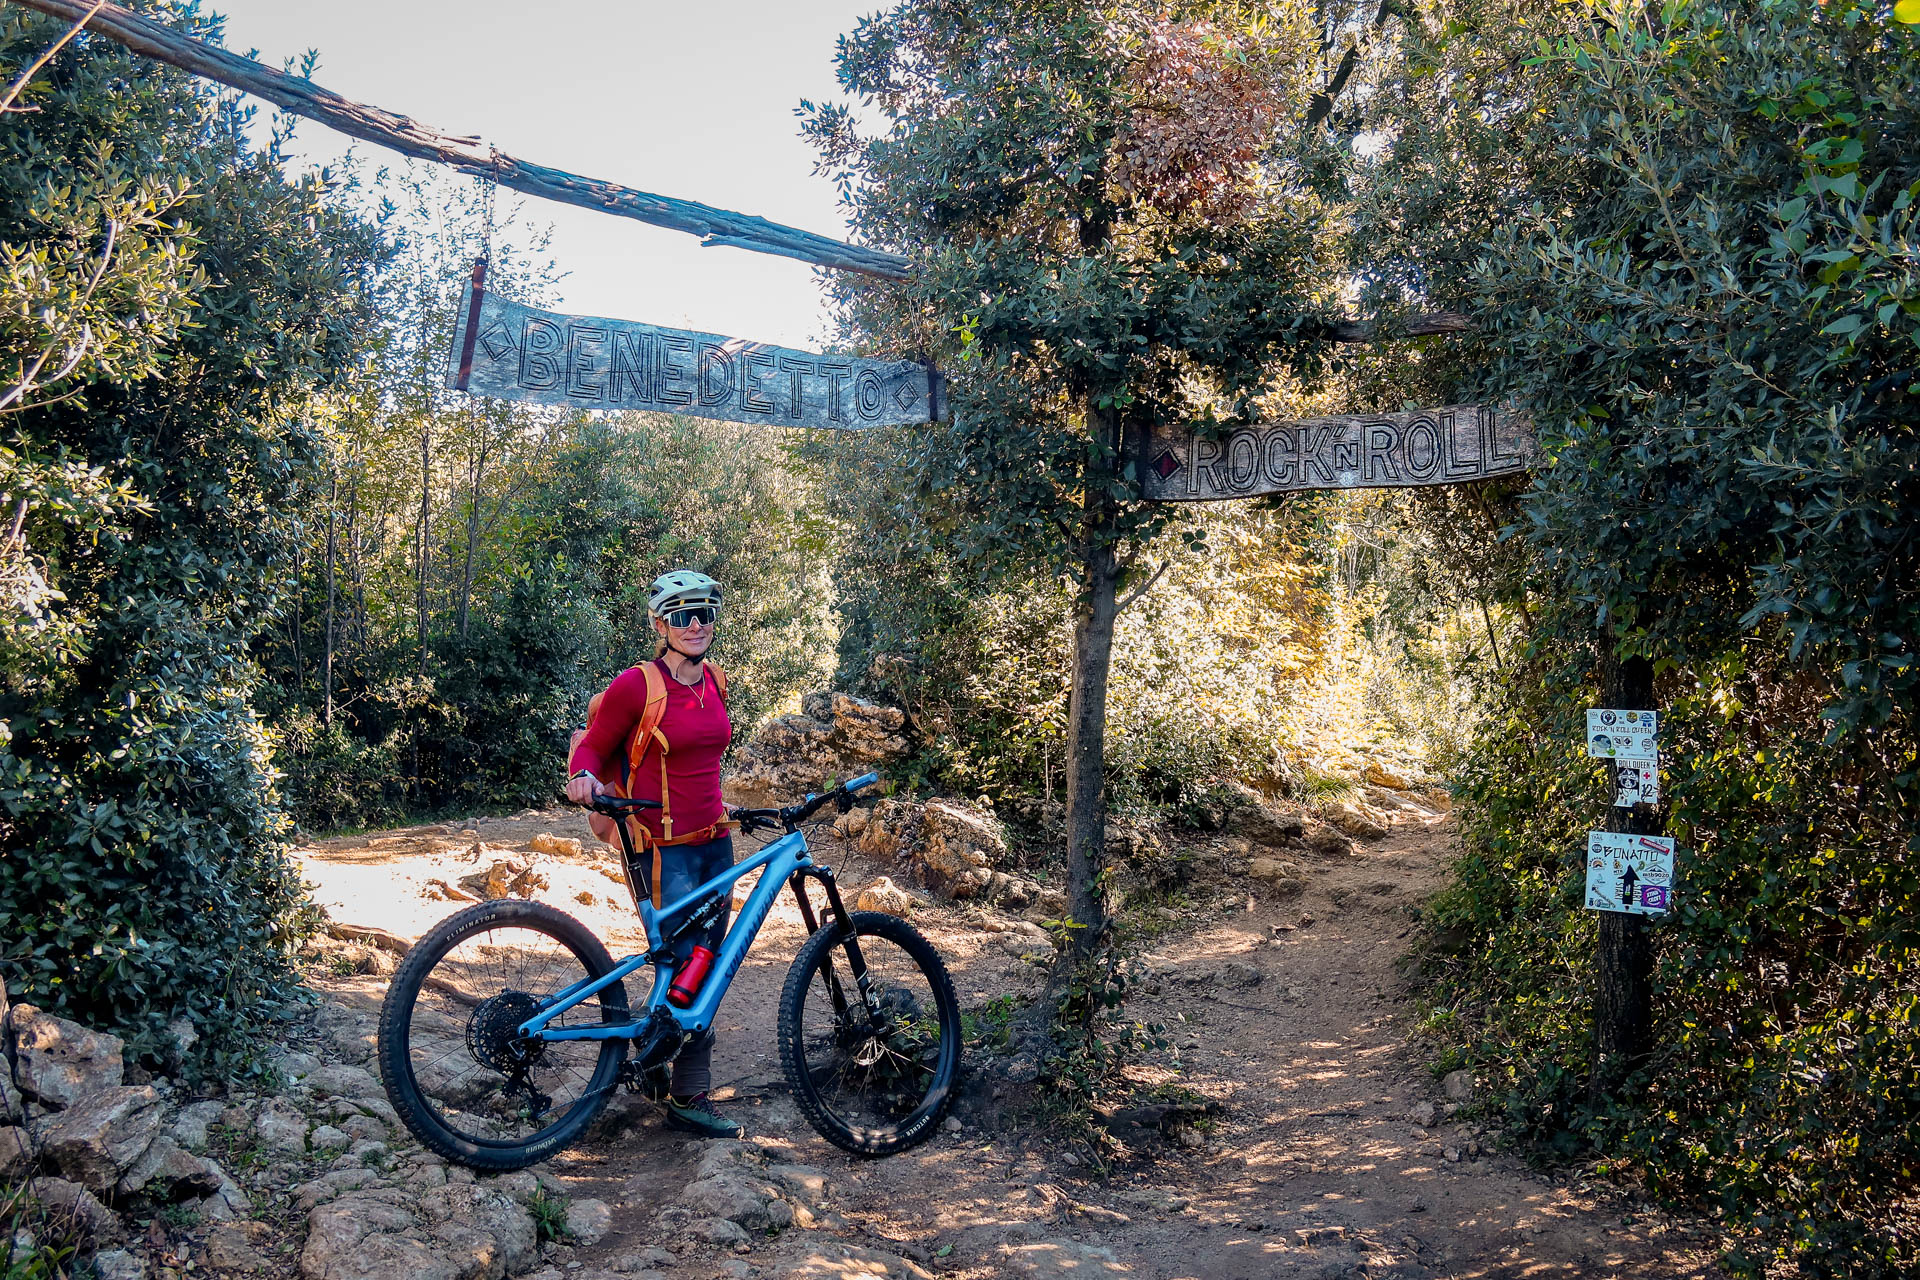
[1135,404,1534,501]
[445,263,944,428]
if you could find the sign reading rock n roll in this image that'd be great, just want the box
[1136,405,1534,500]
[1584,832,1675,916]
[445,266,944,429]
[1586,709,1659,761]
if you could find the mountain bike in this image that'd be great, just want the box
[375,773,962,1170]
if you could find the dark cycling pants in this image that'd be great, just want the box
[656,833,733,1097]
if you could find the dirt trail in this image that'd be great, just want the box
[302,807,1722,1280]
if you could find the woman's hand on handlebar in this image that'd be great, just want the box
[566,770,606,806]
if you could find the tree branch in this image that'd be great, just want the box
[1116,560,1169,616]
[1317,311,1476,342]
[0,0,104,113]
[9,0,914,281]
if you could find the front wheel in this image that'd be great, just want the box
[377,900,627,1171]
[778,910,962,1156]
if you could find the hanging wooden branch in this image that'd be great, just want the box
[8,0,916,280]
[9,0,1475,341]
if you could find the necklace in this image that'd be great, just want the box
[671,661,708,709]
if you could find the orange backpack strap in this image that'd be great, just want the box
[710,663,727,703]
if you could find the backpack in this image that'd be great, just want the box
[570,659,729,850]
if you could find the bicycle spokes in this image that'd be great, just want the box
[402,924,610,1145]
[798,944,942,1122]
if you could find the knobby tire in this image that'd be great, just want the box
[377,900,626,1171]
[777,910,962,1156]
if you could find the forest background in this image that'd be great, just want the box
[0,0,1914,1276]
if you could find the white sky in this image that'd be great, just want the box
[210,0,880,349]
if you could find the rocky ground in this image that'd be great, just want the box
[1,697,1728,1279]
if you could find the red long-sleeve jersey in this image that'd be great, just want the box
[569,661,731,841]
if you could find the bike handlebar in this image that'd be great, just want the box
[730,772,881,835]
[584,795,662,816]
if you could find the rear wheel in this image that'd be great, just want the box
[777,910,962,1156]
[377,900,626,1171]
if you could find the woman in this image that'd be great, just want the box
[565,569,743,1140]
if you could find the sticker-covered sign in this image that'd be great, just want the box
[1584,831,1675,915]
[1611,758,1660,807]
[1586,708,1659,760]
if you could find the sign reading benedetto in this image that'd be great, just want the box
[1136,404,1534,500]
[445,266,943,429]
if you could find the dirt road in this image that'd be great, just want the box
[299,806,1722,1280]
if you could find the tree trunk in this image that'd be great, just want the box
[1592,651,1657,1098]
[322,471,338,727]
[1061,422,1121,964]
[416,424,431,676]
[289,537,303,687]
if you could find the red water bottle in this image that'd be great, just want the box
[667,946,716,1007]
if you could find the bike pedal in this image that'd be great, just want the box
[619,1061,670,1101]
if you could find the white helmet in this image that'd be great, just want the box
[647,569,723,619]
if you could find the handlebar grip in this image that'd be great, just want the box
[846,772,880,792]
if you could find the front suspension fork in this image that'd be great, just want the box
[789,866,885,1035]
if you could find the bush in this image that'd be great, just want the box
[0,9,384,1075]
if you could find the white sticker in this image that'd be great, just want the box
[1587,708,1659,759]
[1584,831,1675,916]
[1611,757,1660,807]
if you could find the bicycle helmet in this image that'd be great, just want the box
[647,569,723,619]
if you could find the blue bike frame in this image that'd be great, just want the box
[514,829,813,1043]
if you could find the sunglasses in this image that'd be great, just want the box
[664,606,718,629]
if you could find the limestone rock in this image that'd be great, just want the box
[29,1083,161,1191]
[7,1005,124,1108]
[33,1176,124,1243]
[775,1242,935,1279]
[609,1247,676,1272]
[1441,1068,1475,1103]
[460,857,550,902]
[832,807,869,838]
[1219,961,1263,988]
[1305,825,1357,858]
[1364,760,1417,790]
[309,1124,350,1153]
[764,1163,829,1209]
[1410,1100,1439,1127]
[254,1098,310,1155]
[116,1134,221,1199]
[918,800,1005,895]
[168,1099,226,1152]
[0,1124,31,1176]
[1247,856,1306,895]
[201,1160,251,1220]
[418,1181,539,1277]
[92,1249,148,1280]
[723,691,910,807]
[996,1240,1129,1277]
[1219,783,1306,847]
[1107,821,1187,890]
[528,833,584,858]
[688,1216,750,1246]
[565,1197,612,1247]
[204,1221,271,1273]
[302,1062,384,1102]
[854,877,912,916]
[1324,800,1391,841]
[679,1173,793,1231]
[301,1195,451,1280]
